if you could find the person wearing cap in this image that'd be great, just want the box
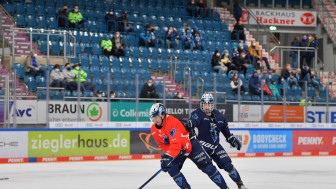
[105,8,118,32]
[24,51,46,78]
[68,5,84,29]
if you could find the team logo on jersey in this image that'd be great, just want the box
[192,113,199,120]
[163,136,170,144]
[170,128,176,138]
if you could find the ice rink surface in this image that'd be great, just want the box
[1,156,336,189]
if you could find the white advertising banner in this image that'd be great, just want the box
[242,9,316,27]
[233,104,264,122]
[0,132,28,158]
[9,100,38,124]
[37,101,108,123]
[49,122,152,128]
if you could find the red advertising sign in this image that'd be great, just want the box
[293,131,336,153]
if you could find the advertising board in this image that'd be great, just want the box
[0,131,28,158]
[241,9,316,27]
[28,131,130,157]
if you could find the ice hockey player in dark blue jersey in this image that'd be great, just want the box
[185,93,248,189]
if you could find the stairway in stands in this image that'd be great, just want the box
[151,75,190,101]
[215,7,277,70]
[1,10,40,55]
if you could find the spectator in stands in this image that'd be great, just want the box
[111,31,126,58]
[277,76,287,96]
[290,37,300,69]
[197,0,207,18]
[68,5,84,29]
[281,64,299,88]
[117,12,134,33]
[109,91,118,101]
[24,51,46,78]
[249,71,261,96]
[299,35,308,67]
[57,3,68,28]
[231,21,246,42]
[261,79,272,96]
[101,36,113,57]
[182,28,195,50]
[139,79,159,99]
[269,80,281,98]
[305,34,318,68]
[165,26,180,49]
[193,32,204,51]
[238,43,250,60]
[50,64,65,88]
[300,63,319,88]
[233,2,242,23]
[211,50,227,74]
[233,50,248,76]
[299,93,312,106]
[105,9,118,33]
[187,0,198,17]
[230,72,246,95]
[139,24,157,47]
[95,91,104,102]
[71,63,95,93]
[173,92,183,99]
[248,41,272,72]
[221,50,235,72]
[62,62,81,92]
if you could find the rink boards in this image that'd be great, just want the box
[0,128,335,163]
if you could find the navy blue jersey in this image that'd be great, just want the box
[190,108,232,152]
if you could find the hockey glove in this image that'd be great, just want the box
[184,120,197,140]
[227,135,242,150]
[160,154,174,172]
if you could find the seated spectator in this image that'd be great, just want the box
[193,32,204,51]
[248,71,261,96]
[187,0,198,17]
[248,41,272,72]
[71,63,95,93]
[139,79,159,99]
[238,43,250,60]
[68,5,84,29]
[101,36,113,57]
[233,50,249,75]
[105,9,118,33]
[261,79,272,96]
[62,62,82,92]
[281,64,298,88]
[57,3,68,28]
[230,73,246,95]
[111,31,126,57]
[139,24,161,47]
[173,92,184,100]
[109,91,118,101]
[182,28,195,50]
[277,76,287,96]
[117,12,134,33]
[24,51,46,78]
[231,21,246,42]
[299,63,319,88]
[50,64,65,88]
[221,50,235,72]
[95,91,104,102]
[269,80,281,98]
[165,26,180,49]
[211,50,227,74]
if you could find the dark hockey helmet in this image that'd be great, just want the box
[200,93,214,115]
[149,103,166,122]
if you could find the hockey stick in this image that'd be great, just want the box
[0,178,9,180]
[138,168,162,189]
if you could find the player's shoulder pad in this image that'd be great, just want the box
[191,109,202,121]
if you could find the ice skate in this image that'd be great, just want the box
[237,181,248,189]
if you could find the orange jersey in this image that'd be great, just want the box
[151,115,192,158]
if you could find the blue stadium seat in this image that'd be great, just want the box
[93,43,102,55]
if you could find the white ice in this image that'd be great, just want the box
[1,156,336,189]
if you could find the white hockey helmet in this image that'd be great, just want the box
[149,103,166,122]
[200,93,214,115]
